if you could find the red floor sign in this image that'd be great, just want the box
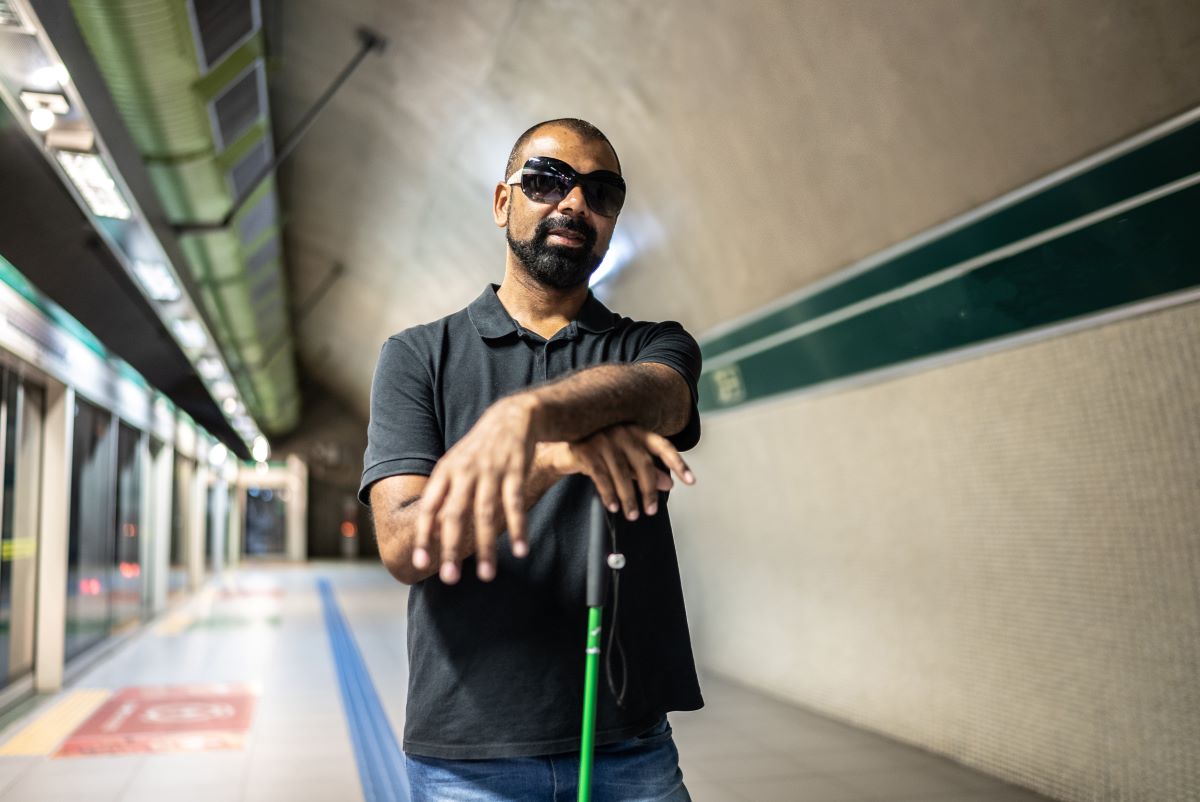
[57,684,258,757]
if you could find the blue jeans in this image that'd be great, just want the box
[404,715,691,802]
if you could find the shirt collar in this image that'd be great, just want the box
[468,283,616,340]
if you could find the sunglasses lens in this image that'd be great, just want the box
[522,172,568,204]
[583,181,625,217]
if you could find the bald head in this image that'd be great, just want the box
[505,118,621,179]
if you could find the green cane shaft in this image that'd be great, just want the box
[578,605,604,802]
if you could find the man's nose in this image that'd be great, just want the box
[555,185,590,218]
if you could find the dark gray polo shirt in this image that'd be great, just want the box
[360,283,704,759]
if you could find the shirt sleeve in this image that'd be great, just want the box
[633,321,703,452]
[358,336,444,506]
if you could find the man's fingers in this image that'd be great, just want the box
[473,475,501,582]
[414,470,451,568]
[438,483,473,584]
[614,427,661,515]
[643,431,695,485]
[501,470,527,558]
[597,438,638,520]
[577,448,621,513]
[656,469,673,492]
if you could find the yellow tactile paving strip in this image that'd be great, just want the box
[153,610,193,636]
[0,689,112,756]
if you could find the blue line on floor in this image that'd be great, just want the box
[318,577,410,802]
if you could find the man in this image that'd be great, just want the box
[360,118,703,801]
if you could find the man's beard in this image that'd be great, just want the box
[506,215,603,290]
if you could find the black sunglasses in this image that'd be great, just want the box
[506,156,626,217]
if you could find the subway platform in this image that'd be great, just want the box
[0,563,1051,802]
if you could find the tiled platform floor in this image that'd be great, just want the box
[0,563,1053,801]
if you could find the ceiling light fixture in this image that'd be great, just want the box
[251,435,270,463]
[19,90,69,114]
[29,64,70,89]
[195,356,224,380]
[54,150,131,219]
[171,317,207,350]
[211,380,236,400]
[132,260,182,302]
[28,107,54,132]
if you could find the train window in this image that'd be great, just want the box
[65,399,115,661]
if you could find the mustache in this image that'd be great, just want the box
[534,215,596,244]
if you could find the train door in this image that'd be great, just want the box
[0,368,44,694]
[64,398,115,661]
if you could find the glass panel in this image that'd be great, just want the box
[111,423,142,631]
[146,438,163,619]
[205,484,215,566]
[66,399,114,661]
[169,453,193,601]
[0,377,43,687]
[244,486,285,556]
[0,368,16,683]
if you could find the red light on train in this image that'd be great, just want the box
[79,578,102,595]
[340,521,356,538]
[119,562,141,579]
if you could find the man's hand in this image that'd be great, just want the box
[414,395,539,584]
[541,424,695,521]
[414,405,697,586]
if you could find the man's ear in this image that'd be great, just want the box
[493,182,511,228]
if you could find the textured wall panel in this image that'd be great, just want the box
[672,302,1200,801]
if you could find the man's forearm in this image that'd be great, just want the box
[520,362,689,444]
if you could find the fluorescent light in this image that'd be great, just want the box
[54,151,131,220]
[30,64,70,89]
[195,356,224,380]
[171,318,207,350]
[29,107,55,132]
[208,442,228,466]
[132,260,181,302]
[251,436,270,463]
[211,380,236,399]
[221,397,240,415]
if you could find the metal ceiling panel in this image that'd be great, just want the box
[245,234,279,279]
[210,59,264,151]
[236,185,275,246]
[228,136,271,200]
[188,0,260,73]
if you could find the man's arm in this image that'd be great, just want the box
[521,361,693,444]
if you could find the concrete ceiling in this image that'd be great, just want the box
[267,0,1200,423]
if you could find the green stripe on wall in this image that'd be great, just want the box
[698,149,1200,413]
[700,114,1200,365]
